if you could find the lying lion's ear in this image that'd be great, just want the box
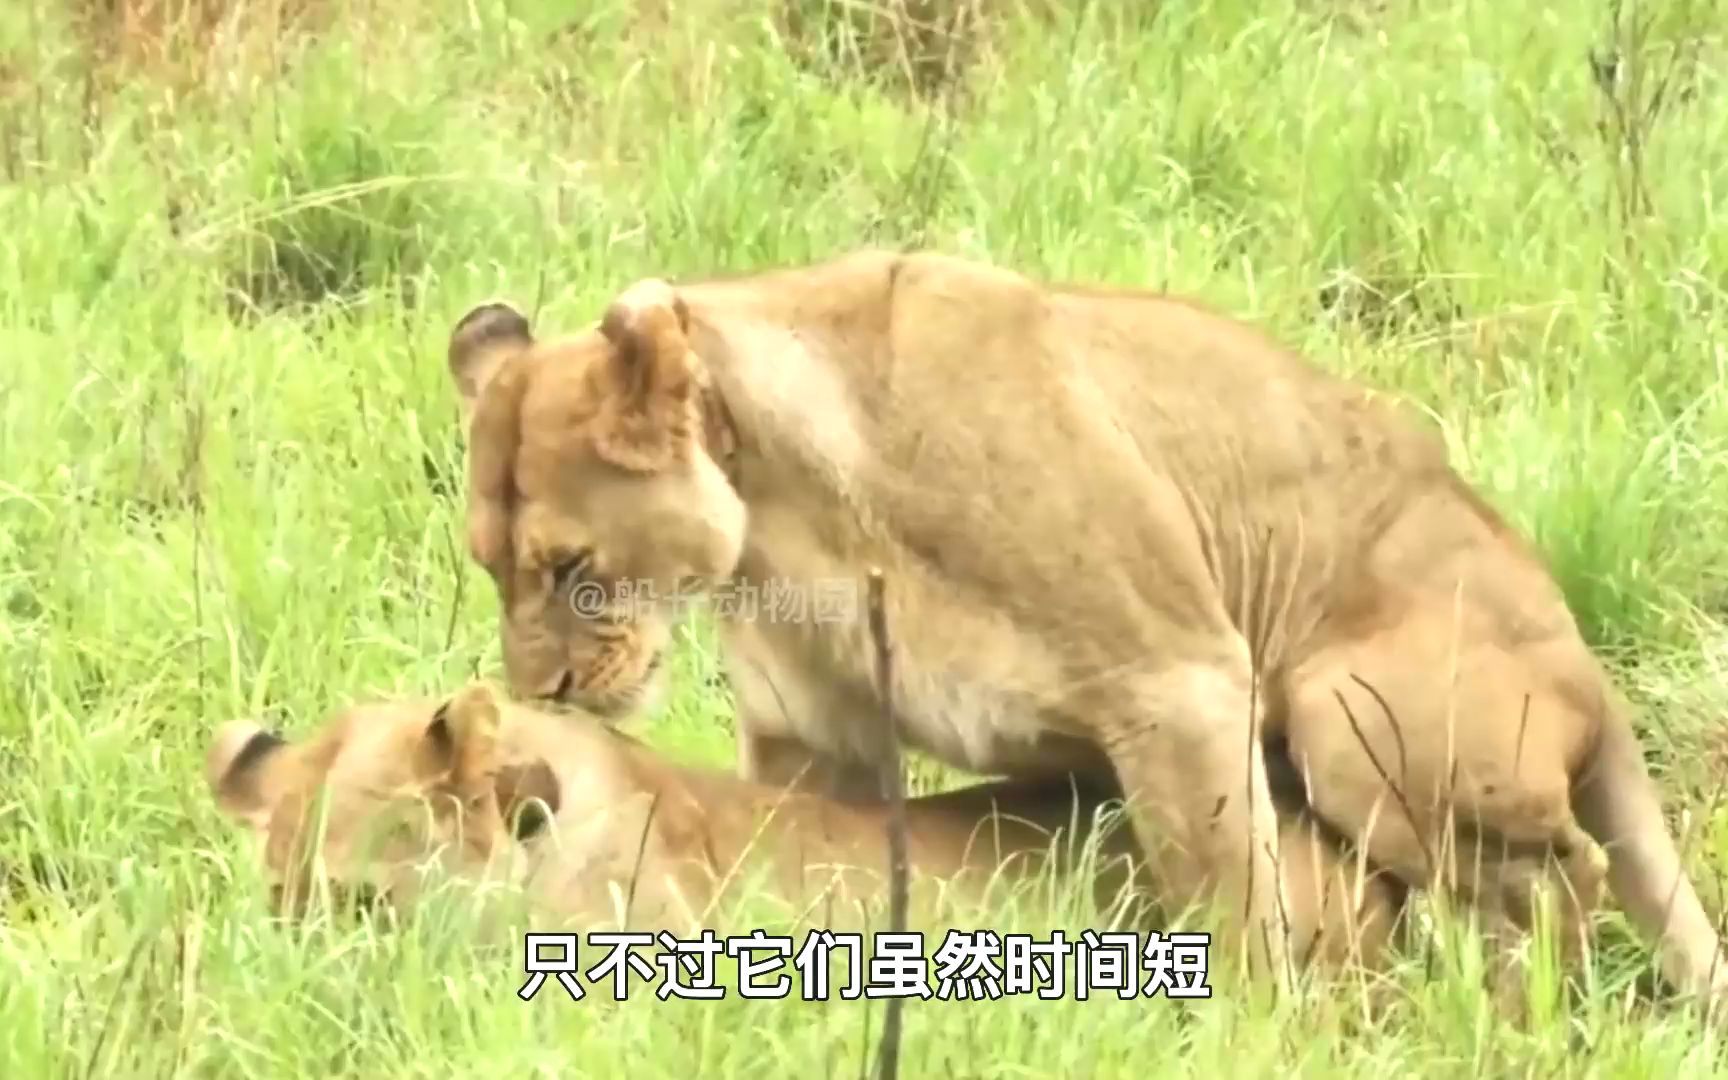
[206,720,291,832]
[494,758,561,841]
[594,279,698,472]
[419,684,503,796]
[448,301,534,426]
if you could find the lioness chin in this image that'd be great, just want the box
[444,249,1727,1005]
[204,683,1401,976]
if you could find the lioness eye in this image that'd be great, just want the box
[550,549,594,591]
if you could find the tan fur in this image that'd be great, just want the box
[444,249,1727,1003]
[204,683,1401,974]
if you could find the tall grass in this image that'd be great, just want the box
[3,0,1728,1074]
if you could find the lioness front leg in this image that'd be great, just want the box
[1095,658,1292,989]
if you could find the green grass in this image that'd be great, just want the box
[4,0,1728,1073]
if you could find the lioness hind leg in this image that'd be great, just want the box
[1436,826,1610,1024]
[1276,810,1409,978]
[1277,604,1610,992]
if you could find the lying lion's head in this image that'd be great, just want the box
[446,285,744,718]
[205,683,561,918]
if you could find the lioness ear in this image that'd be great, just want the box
[448,301,534,427]
[594,279,698,472]
[206,720,291,832]
[419,684,503,796]
[493,758,561,841]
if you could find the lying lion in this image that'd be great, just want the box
[204,683,1403,975]
[441,248,1727,1004]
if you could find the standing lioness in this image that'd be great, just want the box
[445,249,1726,1000]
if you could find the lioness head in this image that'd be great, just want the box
[205,683,561,918]
[446,285,744,718]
